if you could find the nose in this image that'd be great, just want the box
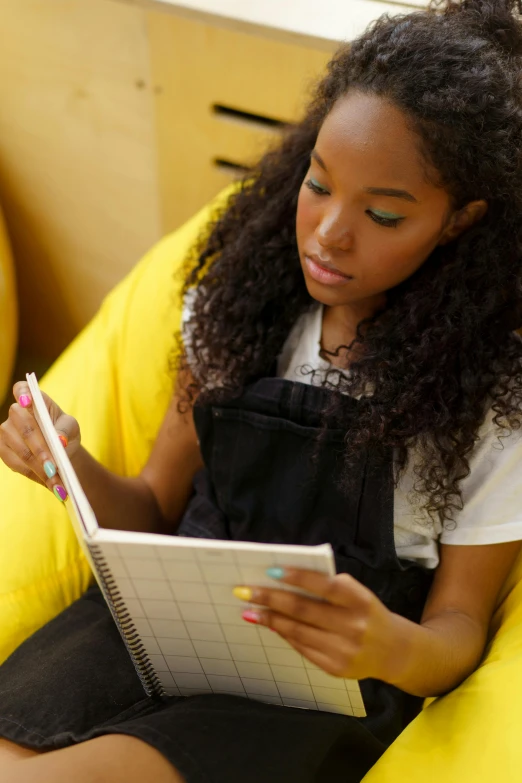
[316,206,354,252]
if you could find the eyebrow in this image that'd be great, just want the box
[310,149,419,204]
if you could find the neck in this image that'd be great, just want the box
[320,296,386,367]
[324,294,386,339]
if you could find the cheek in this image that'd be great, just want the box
[363,245,428,290]
[366,217,442,275]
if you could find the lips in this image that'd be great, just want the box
[303,253,353,286]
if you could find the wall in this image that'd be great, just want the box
[0,0,161,359]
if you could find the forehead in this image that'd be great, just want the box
[317,91,431,188]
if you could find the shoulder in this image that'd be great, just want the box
[440,397,522,546]
[394,392,522,563]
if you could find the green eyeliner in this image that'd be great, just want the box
[307,178,404,221]
[371,208,404,219]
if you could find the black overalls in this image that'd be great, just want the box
[0,377,434,783]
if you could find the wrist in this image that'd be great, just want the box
[375,610,418,687]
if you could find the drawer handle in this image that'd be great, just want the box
[213,158,250,176]
[212,103,288,130]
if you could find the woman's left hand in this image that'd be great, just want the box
[233,568,404,683]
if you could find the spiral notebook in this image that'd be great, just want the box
[26,372,366,717]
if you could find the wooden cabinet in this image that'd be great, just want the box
[147,11,331,233]
[0,0,419,361]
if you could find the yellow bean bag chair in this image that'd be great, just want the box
[0,203,17,407]
[1,181,522,781]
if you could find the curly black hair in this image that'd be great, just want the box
[173,0,522,529]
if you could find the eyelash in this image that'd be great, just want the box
[304,178,404,229]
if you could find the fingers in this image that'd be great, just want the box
[272,568,372,609]
[240,602,362,679]
[54,413,80,449]
[1,398,68,501]
[0,430,46,486]
[280,633,358,679]
[12,381,32,409]
[233,568,376,642]
[242,585,349,633]
[267,619,356,678]
[241,568,372,613]
[13,381,80,452]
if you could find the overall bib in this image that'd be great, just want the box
[0,376,434,783]
[178,376,434,744]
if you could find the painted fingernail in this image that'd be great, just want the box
[233,586,253,601]
[43,460,57,478]
[58,435,68,449]
[19,395,31,408]
[266,567,285,580]
[53,485,67,502]
[242,610,261,625]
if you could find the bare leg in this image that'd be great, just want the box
[0,739,44,762]
[0,734,186,783]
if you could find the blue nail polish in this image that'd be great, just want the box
[43,460,56,478]
[266,567,285,580]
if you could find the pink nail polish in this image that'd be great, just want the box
[19,395,31,408]
[53,485,67,502]
[242,610,261,625]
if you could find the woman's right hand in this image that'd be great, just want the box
[0,381,81,501]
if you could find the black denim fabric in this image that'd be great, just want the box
[179,378,434,743]
[0,377,434,782]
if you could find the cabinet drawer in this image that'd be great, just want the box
[148,11,331,231]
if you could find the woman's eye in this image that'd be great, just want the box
[367,211,404,229]
[304,178,328,195]
[304,178,404,229]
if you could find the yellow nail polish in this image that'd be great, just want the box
[233,586,253,601]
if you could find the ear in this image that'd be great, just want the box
[438,199,488,246]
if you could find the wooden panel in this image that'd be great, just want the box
[117,0,426,51]
[209,111,284,169]
[147,11,331,233]
[0,205,17,405]
[0,0,161,360]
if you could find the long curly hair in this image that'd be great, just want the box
[173,0,522,529]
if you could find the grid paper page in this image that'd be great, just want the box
[94,537,366,717]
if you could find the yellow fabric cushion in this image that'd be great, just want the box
[0,182,237,663]
[1,180,522,779]
[364,551,522,780]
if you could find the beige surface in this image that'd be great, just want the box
[148,11,331,233]
[117,0,426,50]
[0,0,161,359]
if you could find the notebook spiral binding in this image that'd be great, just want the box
[89,544,166,698]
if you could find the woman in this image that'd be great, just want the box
[1,1,522,781]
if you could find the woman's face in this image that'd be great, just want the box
[295,90,483,316]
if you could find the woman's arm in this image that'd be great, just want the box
[240,539,522,698]
[384,540,522,696]
[69,370,203,535]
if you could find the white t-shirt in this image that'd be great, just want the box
[183,294,522,569]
